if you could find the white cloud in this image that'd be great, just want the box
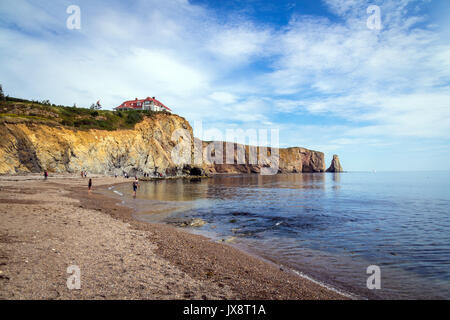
[208,92,238,104]
[206,25,272,62]
[260,0,450,141]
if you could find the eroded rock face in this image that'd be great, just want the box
[0,114,192,176]
[198,143,325,174]
[326,155,344,172]
[0,114,326,175]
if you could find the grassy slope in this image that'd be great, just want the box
[0,97,167,131]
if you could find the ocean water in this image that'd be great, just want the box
[111,172,450,299]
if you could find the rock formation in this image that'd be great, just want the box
[197,140,325,174]
[0,113,327,175]
[326,155,343,172]
[0,113,192,176]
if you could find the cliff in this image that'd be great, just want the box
[0,112,326,175]
[0,113,193,176]
[197,140,325,175]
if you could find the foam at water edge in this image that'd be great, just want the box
[290,268,359,300]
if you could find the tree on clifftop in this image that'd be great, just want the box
[90,100,102,110]
[0,84,5,101]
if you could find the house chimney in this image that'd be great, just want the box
[152,97,155,100]
[135,98,138,100]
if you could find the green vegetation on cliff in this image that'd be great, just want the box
[0,97,168,131]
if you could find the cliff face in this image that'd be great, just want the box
[0,114,193,176]
[197,141,325,175]
[0,114,325,175]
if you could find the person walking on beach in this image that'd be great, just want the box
[133,177,139,197]
[88,178,92,193]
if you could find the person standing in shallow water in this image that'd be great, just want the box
[133,177,139,197]
[44,171,48,180]
[88,178,92,193]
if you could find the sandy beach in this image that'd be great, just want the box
[0,174,346,300]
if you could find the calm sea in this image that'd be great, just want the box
[110,172,450,299]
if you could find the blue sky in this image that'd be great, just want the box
[1,0,449,171]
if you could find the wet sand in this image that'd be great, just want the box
[0,174,347,300]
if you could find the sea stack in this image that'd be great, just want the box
[326,155,343,172]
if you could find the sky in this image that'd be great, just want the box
[0,0,449,171]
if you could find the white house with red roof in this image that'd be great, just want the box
[114,97,172,113]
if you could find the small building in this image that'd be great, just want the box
[114,97,172,113]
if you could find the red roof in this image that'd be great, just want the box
[116,97,172,112]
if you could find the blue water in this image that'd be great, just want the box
[112,172,450,299]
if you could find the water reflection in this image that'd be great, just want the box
[137,179,205,201]
[134,173,327,202]
[332,172,341,183]
[139,174,326,200]
[331,173,341,191]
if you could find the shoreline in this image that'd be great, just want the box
[107,175,359,299]
[0,174,348,300]
[104,185,356,300]
[104,183,358,299]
